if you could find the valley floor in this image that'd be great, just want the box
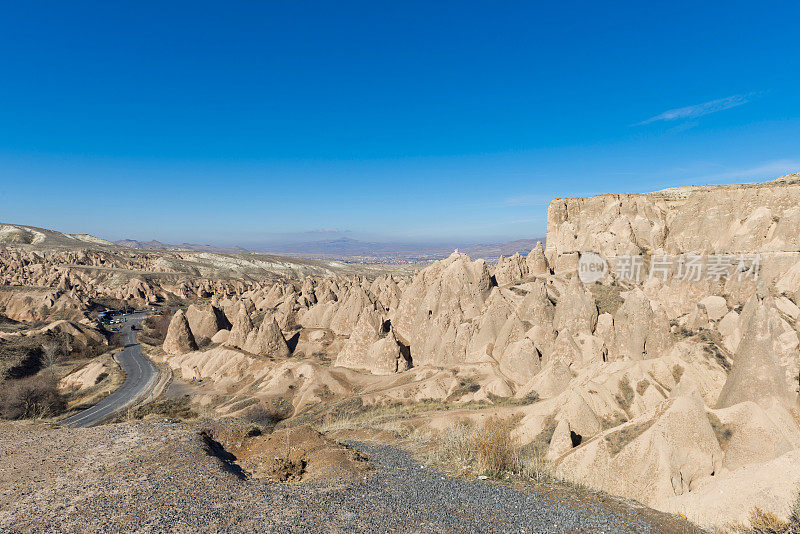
[0,421,700,533]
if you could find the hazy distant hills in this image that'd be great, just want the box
[114,236,546,262]
[1,223,544,263]
[113,239,252,254]
[253,237,546,262]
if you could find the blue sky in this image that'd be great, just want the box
[1,1,800,246]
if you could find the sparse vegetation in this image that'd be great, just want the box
[590,283,625,315]
[428,418,526,479]
[672,364,684,383]
[0,374,66,419]
[703,342,732,373]
[728,492,800,533]
[446,377,481,401]
[529,414,558,455]
[604,420,654,456]
[708,412,734,450]
[600,412,629,430]
[614,376,635,416]
[139,312,172,346]
[426,416,581,486]
[124,395,199,421]
[475,418,519,475]
[227,397,259,413]
[293,393,539,435]
[672,323,696,341]
[243,398,293,431]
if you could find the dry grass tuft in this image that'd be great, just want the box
[430,422,477,468]
[427,417,557,483]
[475,418,520,475]
[728,491,800,533]
[590,284,624,315]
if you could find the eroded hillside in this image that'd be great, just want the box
[3,176,800,530]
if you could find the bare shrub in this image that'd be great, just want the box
[127,395,198,421]
[429,418,557,483]
[244,398,293,431]
[139,312,172,346]
[743,507,787,533]
[0,374,66,419]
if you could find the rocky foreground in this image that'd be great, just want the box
[0,421,698,533]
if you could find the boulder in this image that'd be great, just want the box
[211,329,230,344]
[698,296,727,322]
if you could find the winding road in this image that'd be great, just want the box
[61,311,160,428]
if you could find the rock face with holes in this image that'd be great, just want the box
[556,393,723,506]
[527,174,800,528]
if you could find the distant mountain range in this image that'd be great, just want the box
[0,222,544,263]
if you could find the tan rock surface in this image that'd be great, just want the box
[163,309,198,354]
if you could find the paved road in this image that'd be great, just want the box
[61,312,159,428]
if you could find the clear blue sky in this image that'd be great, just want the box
[2,1,800,246]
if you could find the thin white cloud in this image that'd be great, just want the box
[688,160,800,184]
[639,95,750,125]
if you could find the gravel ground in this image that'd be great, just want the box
[0,421,698,533]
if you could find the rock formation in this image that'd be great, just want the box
[163,309,198,354]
